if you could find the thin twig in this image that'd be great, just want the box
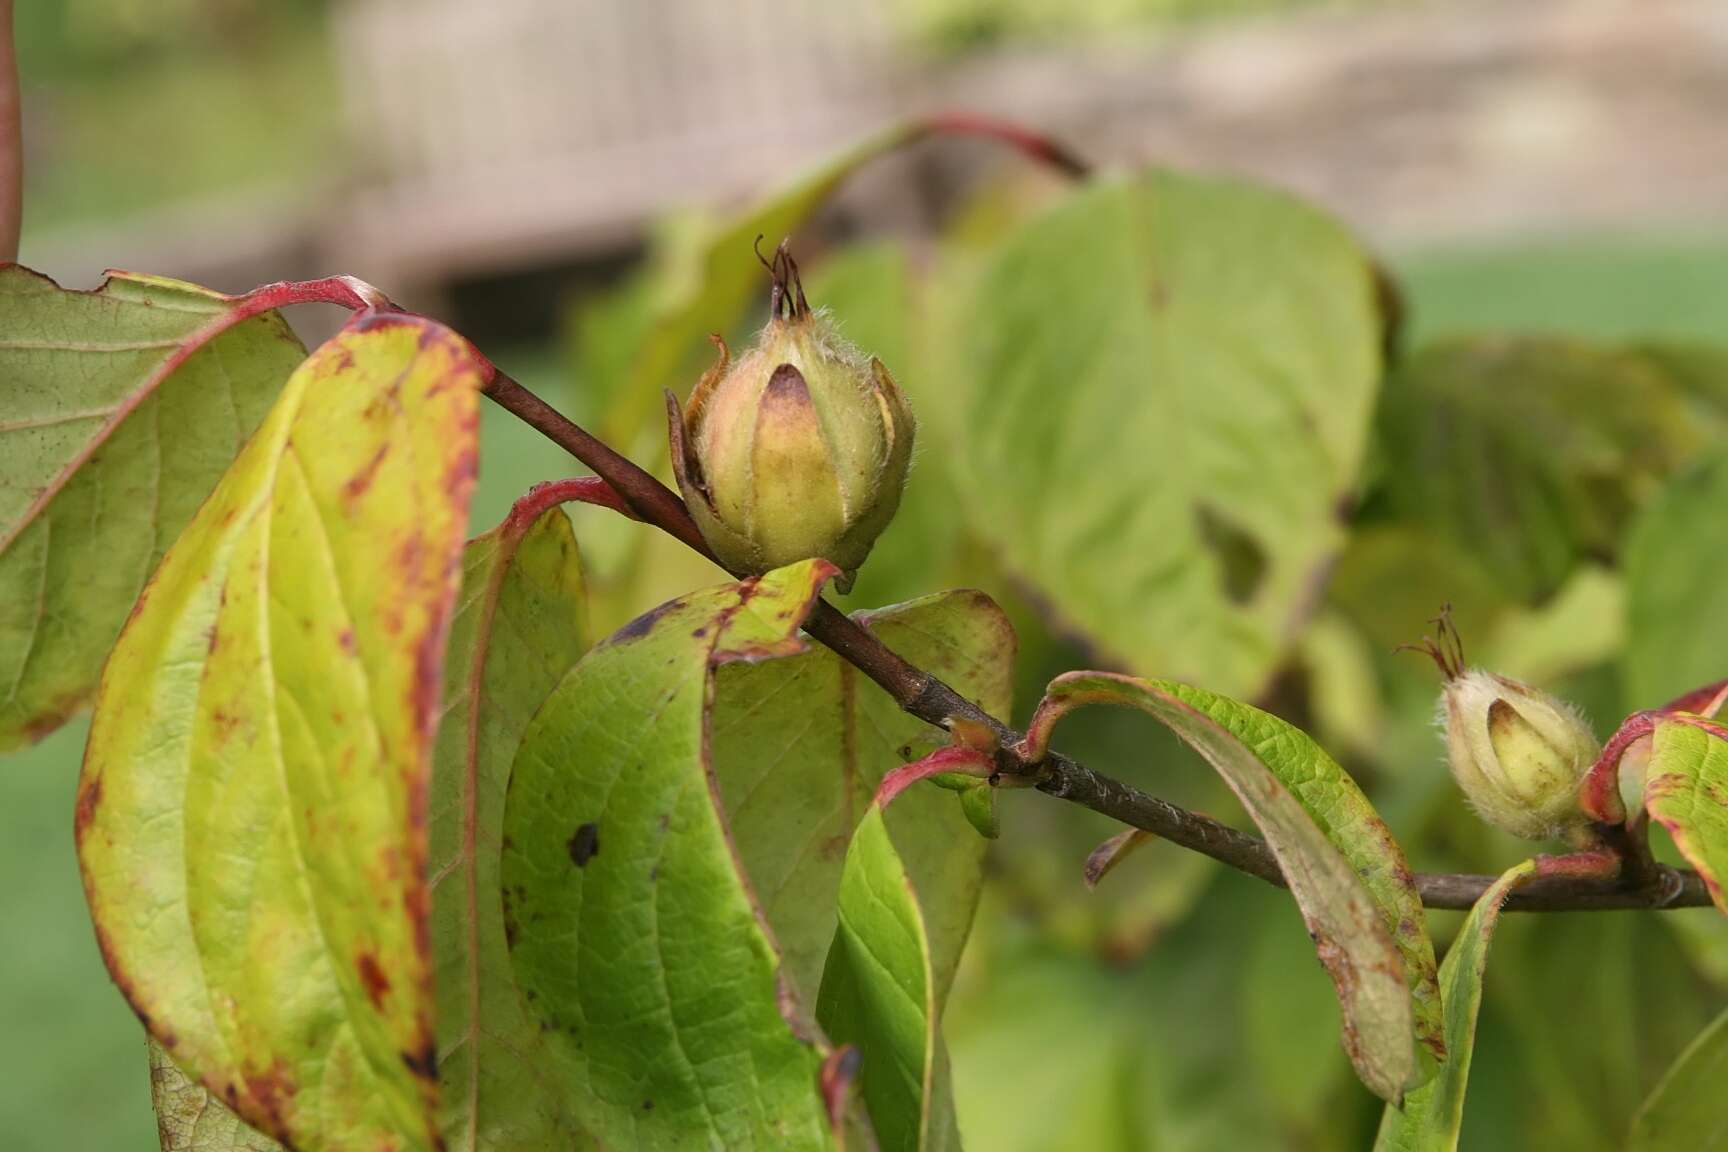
[475,366,1714,914]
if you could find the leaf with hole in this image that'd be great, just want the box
[949,170,1385,697]
[0,266,308,750]
[76,312,486,1151]
[502,559,847,1151]
[1024,672,1441,1102]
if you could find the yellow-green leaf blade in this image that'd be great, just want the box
[951,171,1384,697]
[432,494,597,1150]
[0,266,306,749]
[502,560,841,1151]
[1028,672,1437,1102]
[1630,1006,1728,1150]
[712,589,1014,1006]
[77,313,487,1152]
[1374,860,1535,1152]
[817,801,961,1152]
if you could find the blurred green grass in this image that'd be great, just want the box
[3,241,1727,1148]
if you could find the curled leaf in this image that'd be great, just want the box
[1024,672,1440,1102]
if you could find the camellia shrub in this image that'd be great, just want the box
[4,115,1728,1152]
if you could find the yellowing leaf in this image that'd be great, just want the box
[502,560,842,1151]
[76,313,487,1152]
[0,266,307,749]
[431,489,597,1150]
[1644,717,1728,913]
[1025,672,1439,1102]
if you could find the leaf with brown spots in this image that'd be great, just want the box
[0,266,308,751]
[1022,672,1441,1103]
[502,560,846,1151]
[1643,717,1728,914]
[429,486,598,1151]
[77,312,487,1152]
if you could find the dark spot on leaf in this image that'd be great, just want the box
[338,628,357,655]
[206,623,221,655]
[357,952,391,1008]
[642,1099,655,1111]
[400,1039,438,1081]
[691,625,708,638]
[241,1058,298,1138]
[1195,504,1268,605]
[568,822,600,867]
[611,601,673,644]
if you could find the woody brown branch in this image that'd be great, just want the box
[477,367,1714,914]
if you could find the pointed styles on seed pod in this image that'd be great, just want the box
[666,238,915,593]
[1402,605,1601,841]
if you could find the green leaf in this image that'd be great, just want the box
[502,560,843,1151]
[1643,717,1728,913]
[0,266,306,749]
[817,801,960,1152]
[76,313,487,1152]
[1025,672,1440,1101]
[1376,337,1703,605]
[150,1039,284,1152]
[431,492,597,1150]
[1630,1006,1728,1150]
[1625,449,1728,709]
[711,589,1015,1004]
[950,170,1384,697]
[1374,860,1535,1152]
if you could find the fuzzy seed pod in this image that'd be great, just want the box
[668,242,913,593]
[1410,610,1599,840]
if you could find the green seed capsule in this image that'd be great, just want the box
[668,243,914,593]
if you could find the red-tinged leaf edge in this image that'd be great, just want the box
[874,745,993,810]
[1580,707,1728,825]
